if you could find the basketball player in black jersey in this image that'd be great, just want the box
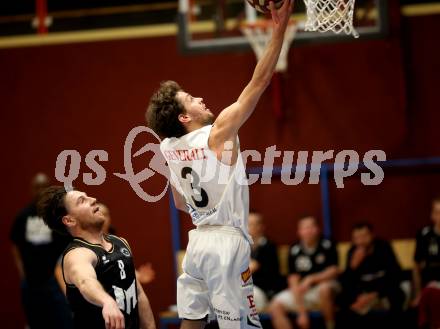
[37,186,156,329]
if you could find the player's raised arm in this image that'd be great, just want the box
[64,248,125,329]
[209,0,293,155]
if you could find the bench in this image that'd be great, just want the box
[159,239,416,329]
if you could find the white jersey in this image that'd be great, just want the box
[160,125,251,243]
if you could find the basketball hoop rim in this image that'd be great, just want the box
[240,16,297,73]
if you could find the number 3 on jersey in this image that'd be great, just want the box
[181,167,209,207]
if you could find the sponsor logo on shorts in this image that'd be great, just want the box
[246,295,259,317]
[295,255,312,272]
[213,307,242,322]
[241,268,251,283]
[247,315,261,328]
[247,295,256,309]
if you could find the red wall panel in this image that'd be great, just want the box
[0,13,439,328]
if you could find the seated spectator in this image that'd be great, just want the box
[269,216,339,329]
[413,197,440,329]
[338,222,404,327]
[248,211,283,310]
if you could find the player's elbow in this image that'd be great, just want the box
[177,204,188,213]
[77,277,89,291]
[173,199,187,213]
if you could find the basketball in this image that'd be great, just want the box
[245,0,285,13]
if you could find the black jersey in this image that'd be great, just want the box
[415,226,440,285]
[251,236,283,297]
[288,237,338,278]
[339,239,404,310]
[62,235,139,329]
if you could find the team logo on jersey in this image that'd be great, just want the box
[296,255,313,272]
[102,255,110,264]
[241,268,251,283]
[113,279,138,314]
[291,245,301,256]
[429,240,439,255]
[321,239,332,249]
[121,247,131,257]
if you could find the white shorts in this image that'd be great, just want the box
[177,226,261,329]
[253,286,268,312]
[273,281,340,311]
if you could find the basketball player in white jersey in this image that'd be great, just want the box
[146,1,293,329]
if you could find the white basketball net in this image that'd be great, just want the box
[303,0,359,38]
[241,21,297,72]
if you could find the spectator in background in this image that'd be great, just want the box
[413,197,440,329]
[338,222,404,328]
[10,173,73,329]
[270,216,339,329]
[248,212,283,311]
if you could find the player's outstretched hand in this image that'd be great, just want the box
[103,299,125,329]
[137,262,156,285]
[270,0,294,37]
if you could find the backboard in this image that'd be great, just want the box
[177,0,388,54]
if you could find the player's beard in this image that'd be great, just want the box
[79,214,105,232]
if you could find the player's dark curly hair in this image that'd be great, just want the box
[37,185,70,235]
[146,80,187,138]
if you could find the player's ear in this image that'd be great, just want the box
[178,113,191,124]
[62,215,75,228]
